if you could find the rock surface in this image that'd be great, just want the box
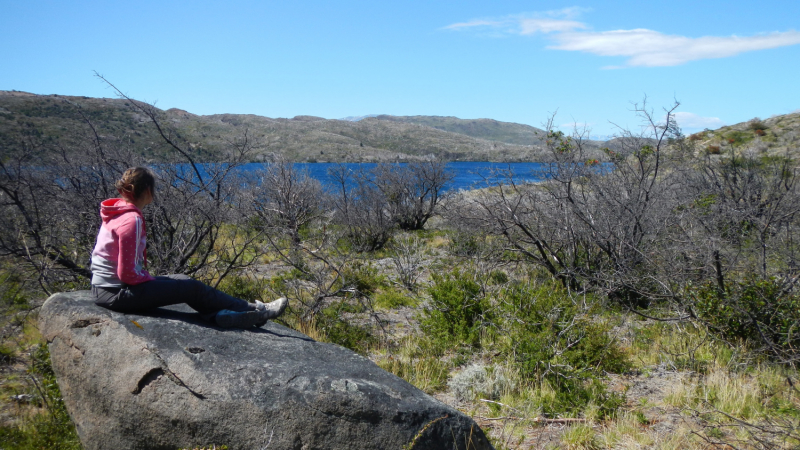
[39,291,492,450]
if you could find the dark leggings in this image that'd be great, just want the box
[92,274,254,321]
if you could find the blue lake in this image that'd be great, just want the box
[236,162,551,192]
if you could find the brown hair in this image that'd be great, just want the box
[115,167,156,201]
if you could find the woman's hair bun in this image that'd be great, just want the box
[115,167,156,201]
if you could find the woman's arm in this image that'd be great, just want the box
[115,214,155,285]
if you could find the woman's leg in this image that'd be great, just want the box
[92,286,120,307]
[102,274,254,319]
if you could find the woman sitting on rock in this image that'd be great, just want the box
[90,167,287,328]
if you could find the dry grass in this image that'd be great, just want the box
[291,317,327,342]
[664,364,799,419]
[372,338,450,394]
[560,423,598,450]
[376,355,449,394]
[628,320,735,372]
[595,411,653,447]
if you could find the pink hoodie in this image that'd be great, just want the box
[90,198,155,287]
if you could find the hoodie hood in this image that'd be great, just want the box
[99,198,142,223]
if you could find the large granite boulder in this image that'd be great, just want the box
[39,291,493,450]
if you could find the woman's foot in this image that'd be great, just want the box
[255,297,288,320]
[215,309,266,329]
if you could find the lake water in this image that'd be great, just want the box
[237,162,550,192]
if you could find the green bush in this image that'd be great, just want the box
[265,265,318,294]
[693,277,800,355]
[448,232,481,257]
[0,343,16,365]
[215,274,268,302]
[420,270,488,349]
[374,289,418,309]
[498,281,629,417]
[538,378,625,420]
[722,130,754,146]
[338,262,386,297]
[316,300,376,354]
[486,270,509,286]
[0,270,30,310]
[501,282,629,376]
[748,118,768,132]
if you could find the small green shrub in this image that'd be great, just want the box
[316,300,376,354]
[607,286,651,309]
[420,270,488,348]
[634,410,650,425]
[338,262,386,297]
[538,378,625,420]
[0,343,16,365]
[265,265,318,294]
[748,118,768,132]
[374,289,418,309]
[722,130,754,146]
[265,269,303,293]
[688,133,705,141]
[215,274,268,302]
[501,282,629,376]
[692,277,800,356]
[487,270,509,286]
[448,232,480,257]
[0,270,30,310]
[498,281,628,417]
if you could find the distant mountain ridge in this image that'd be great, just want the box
[0,91,552,162]
[1,90,797,162]
[339,114,380,122]
[372,115,547,146]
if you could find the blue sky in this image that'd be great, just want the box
[1,0,798,137]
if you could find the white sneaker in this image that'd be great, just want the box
[255,297,288,321]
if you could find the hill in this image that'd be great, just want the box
[687,111,800,157]
[3,90,797,162]
[372,115,547,146]
[0,91,550,162]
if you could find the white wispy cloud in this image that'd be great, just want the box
[443,19,506,31]
[442,7,590,36]
[520,19,586,35]
[551,29,800,67]
[673,112,725,130]
[443,10,800,67]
